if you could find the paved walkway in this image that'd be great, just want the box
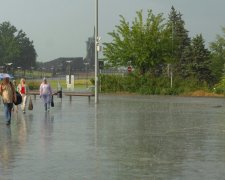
[1,95,225,180]
[0,95,96,180]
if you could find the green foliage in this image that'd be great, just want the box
[100,74,204,95]
[103,10,171,74]
[186,34,213,83]
[210,26,225,82]
[90,78,95,85]
[27,81,40,90]
[16,30,37,68]
[168,6,190,58]
[0,22,20,64]
[103,6,221,87]
[168,6,191,76]
[103,7,216,85]
[214,76,225,94]
[0,21,36,68]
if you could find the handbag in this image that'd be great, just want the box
[14,91,22,105]
[28,96,33,110]
[51,95,54,107]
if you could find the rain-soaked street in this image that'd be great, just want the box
[1,94,225,180]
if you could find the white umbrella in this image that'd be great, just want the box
[0,73,14,80]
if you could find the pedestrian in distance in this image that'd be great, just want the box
[17,78,29,114]
[39,77,52,112]
[12,80,18,91]
[0,77,17,126]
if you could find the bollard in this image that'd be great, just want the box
[57,81,62,98]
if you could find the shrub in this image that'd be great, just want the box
[99,73,210,95]
[213,77,225,94]
[27,81,40,90]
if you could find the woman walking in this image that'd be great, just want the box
[0,77,17,125]
[40,78,52,112]
[18,78,29,113]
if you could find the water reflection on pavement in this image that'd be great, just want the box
[1,95,225,180]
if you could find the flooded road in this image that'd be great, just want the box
[1,95,225,179]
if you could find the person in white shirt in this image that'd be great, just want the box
[39,78,52,112]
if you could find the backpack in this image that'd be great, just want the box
[14,91,22,105]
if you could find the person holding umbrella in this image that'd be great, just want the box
[0,76,17,125]
[0,73,14,80]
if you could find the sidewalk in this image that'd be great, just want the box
[0,95,96,180]
[1,95,225,180]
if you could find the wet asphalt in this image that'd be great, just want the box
[1,94,225,180]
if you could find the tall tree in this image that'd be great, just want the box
[189,34,212,83]
[0,21,37,71]
[16,30,37,69]
[0,22,20,65]
[210,27,225,82]
[103,10,171,74]
[168,6,190,75]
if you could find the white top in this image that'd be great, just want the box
[40,83,52,95]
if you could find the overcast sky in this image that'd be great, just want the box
[0,0,224,62]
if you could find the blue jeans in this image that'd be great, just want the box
[42,94,51,111]
[4,103,13,123]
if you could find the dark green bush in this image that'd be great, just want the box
[28,81,40,90]
[214,77,225,94]
[99,73,209,95]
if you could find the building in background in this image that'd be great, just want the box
[38,33,96,76]
[84,35,95,70]
[43,57,84,75]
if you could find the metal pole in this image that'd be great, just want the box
[171,21,174,88]
[95,0,99,103]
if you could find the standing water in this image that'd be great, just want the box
[0,95,225,179]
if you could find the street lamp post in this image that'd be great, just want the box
[95,0,99,103]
